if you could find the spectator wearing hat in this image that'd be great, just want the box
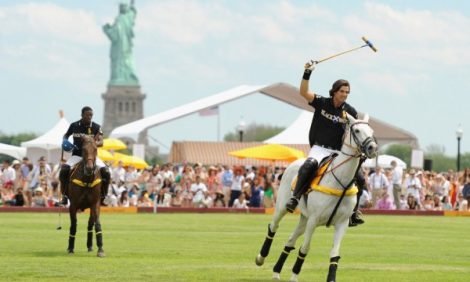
[10,160,22,191]
[405,169,422,206]
[31,187,47,207]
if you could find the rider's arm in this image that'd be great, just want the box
[300,79,315,103]
[95,133,104,147]
[300,61,316,104]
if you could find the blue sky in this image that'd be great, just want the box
[1,0,469,155]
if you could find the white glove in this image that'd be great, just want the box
[304,60,316,72]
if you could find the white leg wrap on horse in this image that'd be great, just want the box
[272,272,280,280]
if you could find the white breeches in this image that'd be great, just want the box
[307,145,338,163]
[66,155,106,168]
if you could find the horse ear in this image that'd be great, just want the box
[363,113,369,122]
[346,113,356,124]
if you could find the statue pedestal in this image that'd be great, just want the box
[101,85,147,144]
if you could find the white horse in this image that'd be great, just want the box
[255,113,378,282]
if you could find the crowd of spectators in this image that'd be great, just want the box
[1,156,469,212]
[359,162,470,212]
[0,157,282,209]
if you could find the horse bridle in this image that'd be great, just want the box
[342,121,377,159]
[327,120,376,190]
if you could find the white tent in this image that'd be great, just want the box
[264,110,311,144]
[0,143,26,160]
[363,154,407,169]
[21,117,71,163]
[109,82,419,149]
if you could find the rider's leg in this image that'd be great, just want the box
[286,158,319,213]
[59,164,71,206]
[350,169,366,226]
[99,167,110,206]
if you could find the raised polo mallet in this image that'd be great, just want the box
[313,36,377,64]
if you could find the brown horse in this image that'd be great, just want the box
[67,135,105,257]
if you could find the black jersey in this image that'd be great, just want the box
[308,95,358,150]
[64,120,103,156]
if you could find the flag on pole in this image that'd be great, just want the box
[198,106,219,116]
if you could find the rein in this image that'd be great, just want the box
[324,120,371,227]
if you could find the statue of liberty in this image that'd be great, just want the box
[103,0,139,86]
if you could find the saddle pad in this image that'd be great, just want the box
[290,156,334,191]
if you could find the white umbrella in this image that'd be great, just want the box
[363,154,407,169]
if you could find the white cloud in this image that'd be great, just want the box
[138,1,231,44]
[0,3,104,44]
[343,2,470,66]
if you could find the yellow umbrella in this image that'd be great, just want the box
[113,152,149,169]
[102,138,127,151]
[97,148,115,161]
[229,144,305,163]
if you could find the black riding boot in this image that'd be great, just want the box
[286,158,318,213]
[59,164,71,206]
[100,167,110,206]
[350,169,366,227]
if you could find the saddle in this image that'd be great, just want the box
[291,154,358,197]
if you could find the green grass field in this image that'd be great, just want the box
[0,212,468,281]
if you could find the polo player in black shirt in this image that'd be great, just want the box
[59,106,111,206]
[285,61,366,226]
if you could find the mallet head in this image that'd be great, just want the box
[362,36,377,52]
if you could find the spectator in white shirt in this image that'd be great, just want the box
[233,193,249,209]
[404,169,422,205]
[191,175,208,207]
[368,166,389,207]
[1,160,16,187]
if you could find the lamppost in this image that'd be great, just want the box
[237,118,246,142]
[456,125,463,172]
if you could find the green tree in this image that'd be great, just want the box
[382,144,412,167]
[0,132,37,146]
[224,123,285,142]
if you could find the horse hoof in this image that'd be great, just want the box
[289,274,298,282]
[88,248,93,252]
[67,250,74,255]
[272,272,280,280]
[255,254,265,266]
[97,250,105,258]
